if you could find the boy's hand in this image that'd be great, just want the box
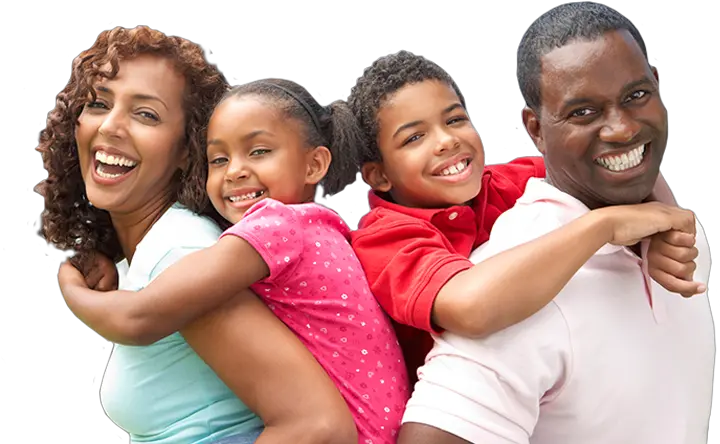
[600,202,695,247]
[647,230,706,298]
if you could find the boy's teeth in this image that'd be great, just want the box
[229,190,265,202]
[440,160,468,176]
[95,150,137,167]
[596,144,646,172]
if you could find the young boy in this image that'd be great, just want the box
[346,50,703,381]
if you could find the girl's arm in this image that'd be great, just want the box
[432,201,701,337]
[181,289,358,444]
[59,236,267,345]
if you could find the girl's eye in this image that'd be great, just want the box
[250,148,271,156]
[447,116,468,125]
[209,157,228,165]
[86,101,108,110]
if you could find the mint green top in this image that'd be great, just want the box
[99,204,263,443]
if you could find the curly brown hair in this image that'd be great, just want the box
[34,25,229,273]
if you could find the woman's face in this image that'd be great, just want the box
[75,54,188,216]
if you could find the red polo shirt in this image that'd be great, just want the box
[351,156,545,382]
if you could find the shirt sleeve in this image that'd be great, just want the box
[220,199,303,285]
[402,303,572,444]
[351,216,473,334]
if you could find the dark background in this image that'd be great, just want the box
[23,2,718,444]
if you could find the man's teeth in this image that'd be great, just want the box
[229,190,265,202]
[596,145,646,172]
[439,160,469,176]
[95,151,138,168]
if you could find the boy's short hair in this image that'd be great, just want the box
[347,50,466,164]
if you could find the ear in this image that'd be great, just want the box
[305,145,332,185]
[361,161,392,193]
[522,106,545,155]
[651,66,660,83]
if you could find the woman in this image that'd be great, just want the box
[35,25,356,444]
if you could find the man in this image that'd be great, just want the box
[397,2,715,443]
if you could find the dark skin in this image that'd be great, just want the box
[398,30,702,444]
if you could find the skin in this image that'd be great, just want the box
[65,57,356,444]
[362,79,485,209]
[75,54,188,262]
[398,30,702,444]
[522,29,667,210]
[206,96,330,223]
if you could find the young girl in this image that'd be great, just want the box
[59,78,410,444]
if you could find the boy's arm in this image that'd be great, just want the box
[434,201,700,337]
[59,236,268,345]
[354,202,698,338]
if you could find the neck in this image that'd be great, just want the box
[545,169,606,211]
[109,189,176,264]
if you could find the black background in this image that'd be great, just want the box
[23,2,718,444]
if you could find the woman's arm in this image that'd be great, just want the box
[59,236,268,345]
[181,289,358,444]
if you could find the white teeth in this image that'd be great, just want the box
[596,144,646,172]
[96,164,123,179]
[228,190,265,202]
[440,160,469,176]
[95,150,138,168]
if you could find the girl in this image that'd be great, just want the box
[39,26,357,444]
[59,78,411,444]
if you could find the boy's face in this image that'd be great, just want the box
[362,80,485,208]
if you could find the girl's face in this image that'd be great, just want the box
[74,54,188,216]
[205,96,329,224]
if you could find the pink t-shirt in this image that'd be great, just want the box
[221,198,410,444]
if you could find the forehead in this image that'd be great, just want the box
[208,96,301,138]
[96,55,185,101]
[379,80,460,121]
[538,30,653,108]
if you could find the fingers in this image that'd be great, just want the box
[96,273,119,292]
[660,230,696,248]
[671,209,696,235]
[649,268,707,298]
[652,240,698,263]
[648,250,697,280]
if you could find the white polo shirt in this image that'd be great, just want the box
[403,178,715,444]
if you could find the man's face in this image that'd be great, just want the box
[524,29,668,209]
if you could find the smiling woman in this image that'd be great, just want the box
[34,25,357,444]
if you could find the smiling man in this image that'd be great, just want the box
[398,2,715,443]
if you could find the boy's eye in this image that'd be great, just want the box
[447,116,468,125]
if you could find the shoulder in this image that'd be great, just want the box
[132,204,222,279]
[355,206,431,238]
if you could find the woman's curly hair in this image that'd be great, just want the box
[34,25,229,272]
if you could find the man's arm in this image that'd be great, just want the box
[59,236,269,345]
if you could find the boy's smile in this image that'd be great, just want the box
[363,80,485,209]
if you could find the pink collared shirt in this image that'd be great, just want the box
[403,178,715,444]
[221,199,410,444]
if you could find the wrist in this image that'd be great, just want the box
[581,208,616,245]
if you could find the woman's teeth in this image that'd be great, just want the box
[228,190,265,202]
[596,144,646,172]
[439,159,469,176]
[95,151,137,179]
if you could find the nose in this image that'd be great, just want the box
[598,107,642,144]
[434,127,460,155]
[97,107,128,139]
[224,157,249,182]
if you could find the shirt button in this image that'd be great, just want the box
[448,212,458,220]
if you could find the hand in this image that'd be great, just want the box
[647,230,706,297]
[84,252,119,291]
[598,202,696,247]
[58,260,89,295]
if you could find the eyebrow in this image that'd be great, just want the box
[207,129,274,147]
[561,76,656,110]
[96,86,169,110]
[392,102,465,139]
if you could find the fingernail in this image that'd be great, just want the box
[698,284,707,293]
